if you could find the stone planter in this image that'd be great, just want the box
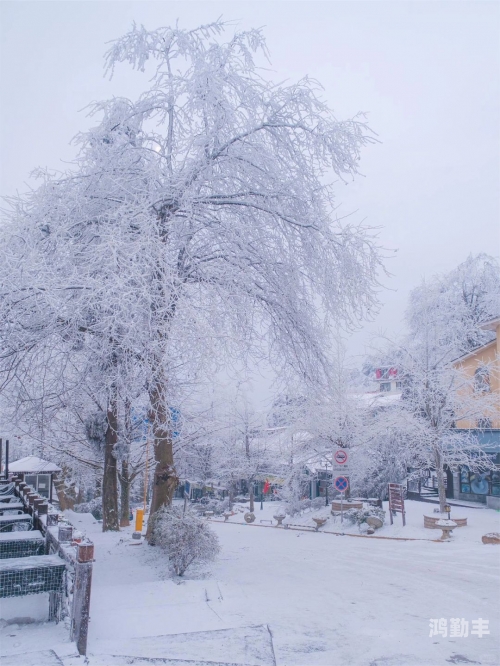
[312,517,327,531]
[482,532,500,545]
[331,500,363,512]
[366,515,384,529]
[424,514,467,529]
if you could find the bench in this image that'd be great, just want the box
[260,519,273,525]
[0,554,66,597]
[0,530,45,559]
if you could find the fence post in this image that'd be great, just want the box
[70,542,94,655]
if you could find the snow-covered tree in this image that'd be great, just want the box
[407,254,500,356]
[376,259,498,511]
[0,21,384,533]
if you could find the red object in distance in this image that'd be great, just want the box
[263,480,271,494]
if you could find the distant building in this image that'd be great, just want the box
[372,366,401,394]
[8,455,61,503]
[452,317,500,507]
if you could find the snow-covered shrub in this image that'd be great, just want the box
[284,496,326,517]
[151,505,220,576]
[200,498,229,515]
[74,497,103,520]
[341,507,386,527]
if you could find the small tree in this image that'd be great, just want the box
[151,505,220,576]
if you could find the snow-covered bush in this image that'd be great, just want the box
[151,505,220,576]
[198,498,229,516]
[342,507,386,527]
[311,497,327,511]
[74,497,103,520]
[283,496,326,517]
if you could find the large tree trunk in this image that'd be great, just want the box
[119,459,131,527]
[434,449,447,513]
[146,378,178,541]
[102,393,120,531]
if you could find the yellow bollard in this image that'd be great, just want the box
[135,508,144,533]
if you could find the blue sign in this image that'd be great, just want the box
[170,407,181,439]
[334,476,349,492]
[184,480,191,498]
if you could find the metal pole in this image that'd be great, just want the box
[325,481,328,506]
[143,436,149,513]
[5,440,9,480]
[260,493,263,510]
[340,491,344,524]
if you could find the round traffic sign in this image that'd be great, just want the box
[334,476,349,492]
[334,449,348,465]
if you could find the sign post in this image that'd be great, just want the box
[334,449,348,465]
[332,450,349,509]
[388,483,406,526]
[334,476,349,524]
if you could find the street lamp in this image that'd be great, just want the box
[444,503,451,520]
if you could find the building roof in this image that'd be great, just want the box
[452,339,496,365]
[480,316,500,331]
[9,456,61,474]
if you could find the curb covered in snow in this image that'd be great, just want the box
[210,518,443,542]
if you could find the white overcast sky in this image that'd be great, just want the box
[1,1,499,368]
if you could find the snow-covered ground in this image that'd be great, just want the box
[1,500,499,666]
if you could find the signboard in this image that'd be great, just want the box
[388,483,406,526]
[334,450,348,465]
[184,480,191,498]
[334,476,349,493]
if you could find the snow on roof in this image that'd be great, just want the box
[9,456,61,474]
[452,339,496,365]
[480,316,500,331]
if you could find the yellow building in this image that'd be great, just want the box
[452,317,500,506]
[453,317,500,430]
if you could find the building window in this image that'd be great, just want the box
[474,367,491,393]
[460,467,471,494]
[395,381,402,389]
[380,382,391,392]
[460,466,499,496]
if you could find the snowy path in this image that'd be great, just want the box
[0,504,499,665]
[207,520,500,666]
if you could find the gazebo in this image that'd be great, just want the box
[8,456,61,503]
